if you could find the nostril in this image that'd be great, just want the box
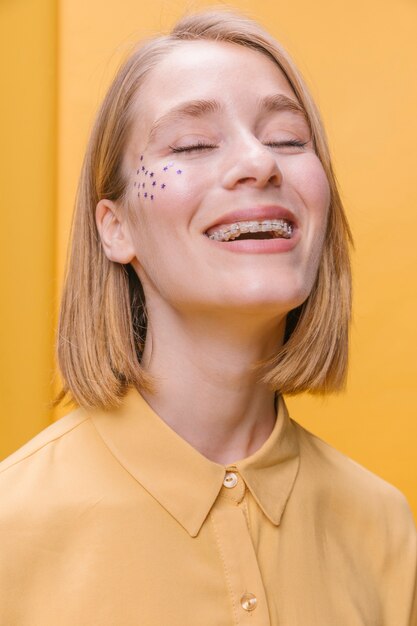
[269,170,283,185]
[238,177,255,184]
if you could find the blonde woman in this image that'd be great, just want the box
[0,8,415,625]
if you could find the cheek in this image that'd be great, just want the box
[287,155,330,276]
[132,155,173,205]
[292,155,331,220]
[131,155,200,223]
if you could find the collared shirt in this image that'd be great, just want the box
[0,386,416,625]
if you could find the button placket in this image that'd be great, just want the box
[210,504,271,624]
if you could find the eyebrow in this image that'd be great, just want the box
[147,99,221,144]
[146,93,308,143]
[259,93,307,120]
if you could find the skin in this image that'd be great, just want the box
[96,40,330,465]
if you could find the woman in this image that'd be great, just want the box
[0,8,415,625]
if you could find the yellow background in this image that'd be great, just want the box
[1,0,416,516]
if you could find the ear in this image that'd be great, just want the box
[95,199,136,264]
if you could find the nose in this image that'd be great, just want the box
[221,135,283,190]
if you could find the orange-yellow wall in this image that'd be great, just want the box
[1,0,416,517]
[0,0,57,456]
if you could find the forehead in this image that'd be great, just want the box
[135,39,297,126]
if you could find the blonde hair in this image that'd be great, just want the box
[53,7,353,410]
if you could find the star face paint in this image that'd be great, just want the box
[132,154,180,206]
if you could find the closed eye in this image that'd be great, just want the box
[266,140,308,149]
[169,142,217,153]
[169,139,308,153]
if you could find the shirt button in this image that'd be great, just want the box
[223,471,238,488]
[240,592,257,611]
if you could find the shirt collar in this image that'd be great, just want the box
[89,386,300,537]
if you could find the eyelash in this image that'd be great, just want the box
[169,139,308,153]
[169,142,217,153]
[266,140,308,149]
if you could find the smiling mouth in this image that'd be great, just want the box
[205,219,293,242]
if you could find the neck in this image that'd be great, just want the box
[140,305,286,465]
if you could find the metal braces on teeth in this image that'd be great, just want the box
[207,219,293,242]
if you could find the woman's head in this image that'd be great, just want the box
[54,8,353,410]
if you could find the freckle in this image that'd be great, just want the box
[142,183,145,188]
[163,166,168,171]
[176,169,182,174]
[144,192,148,198]
[161,183,166,189]
[138,192,140,197]
[151,195,154,200]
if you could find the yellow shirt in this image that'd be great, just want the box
[0,386,416,625]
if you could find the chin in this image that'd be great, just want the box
[229,274,313,306]
[213,283,312,315]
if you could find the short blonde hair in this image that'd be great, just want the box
[53,7,353,410]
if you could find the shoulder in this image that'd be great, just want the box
[291,421,417,620]
[0,409,89,476]
[292,419,416,539]
[0,408,108,523]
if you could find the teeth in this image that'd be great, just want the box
[207,219,293,242]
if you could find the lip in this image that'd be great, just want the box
[204,205,299,233]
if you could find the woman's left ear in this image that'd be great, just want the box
[95,199,136,264]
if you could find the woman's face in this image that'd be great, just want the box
[122,40,330,317]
